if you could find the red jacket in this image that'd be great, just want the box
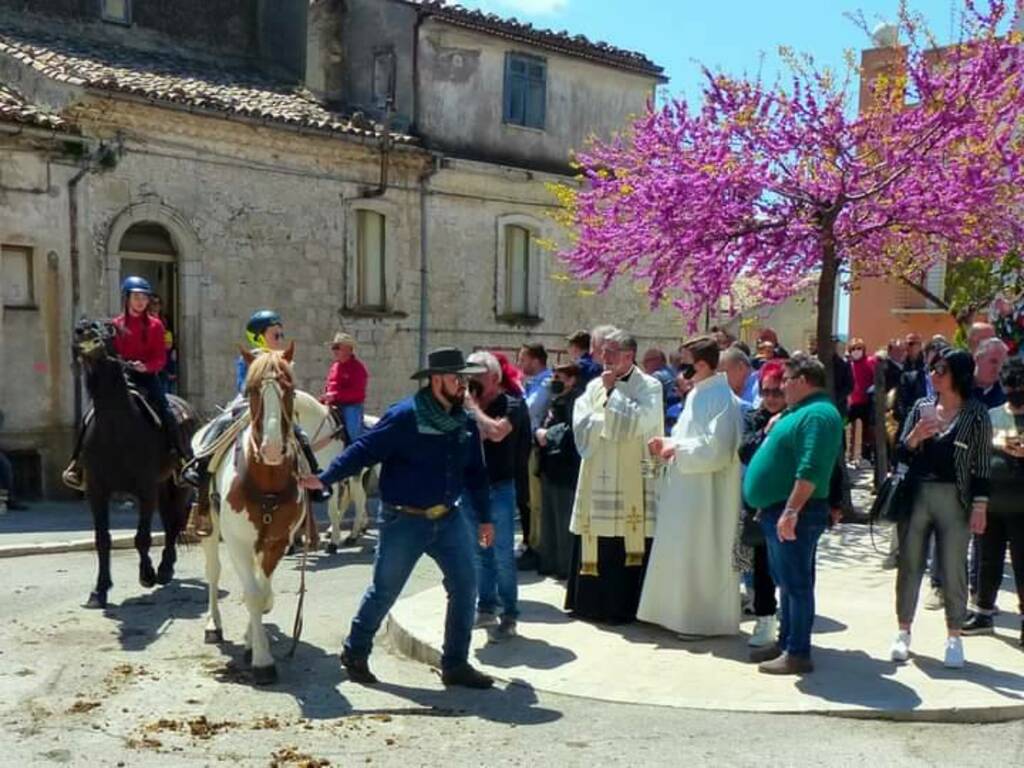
[848,355,877,408]
[113,312,167,374]
[322,357,368,406]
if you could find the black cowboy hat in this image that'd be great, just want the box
[410,347,487,379]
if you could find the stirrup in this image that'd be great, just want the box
[187,503,215,538]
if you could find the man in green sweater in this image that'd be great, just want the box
[743,353,843,674]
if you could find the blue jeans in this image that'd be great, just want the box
[344,502,477,671]
[463,480,519,620]
[340,404,364,442]
[759,500,829,658]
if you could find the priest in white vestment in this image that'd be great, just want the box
[566,329,664,623]
[638,337,743,636]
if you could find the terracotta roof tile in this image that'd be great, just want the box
[0,23,414,142]
[405,1,665,78]
[0,81,69,131]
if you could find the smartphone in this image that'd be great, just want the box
[920,403,937,422]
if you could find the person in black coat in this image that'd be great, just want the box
[535,363,585,580]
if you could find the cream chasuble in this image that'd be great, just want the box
[570,367,663,575]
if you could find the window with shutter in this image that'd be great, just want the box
[505,225,531,315]
[504,54,546,130]
[100,0,131,25]
[356,210,386,310]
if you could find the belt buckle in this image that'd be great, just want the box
[425,504,447,520]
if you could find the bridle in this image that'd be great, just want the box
[246,365,295,465]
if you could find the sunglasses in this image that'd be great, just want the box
[929,363,950,376]
[761,387,784,397]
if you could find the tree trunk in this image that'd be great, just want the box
[817,229,839,396]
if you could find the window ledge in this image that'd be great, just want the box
[496,313,544,327]
[891,308,948,315]
[502,122,546,135]
[340,307,408,320]
[3,303,38,311]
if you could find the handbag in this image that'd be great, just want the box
[869,462,915,524]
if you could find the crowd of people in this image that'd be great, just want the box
[296,308,1023,687]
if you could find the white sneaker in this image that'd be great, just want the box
[748,615,777,648]
[890,630,911,662]
[943,636,965,669]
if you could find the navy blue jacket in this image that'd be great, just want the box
[577,353,603,384]
[318,394,491,522]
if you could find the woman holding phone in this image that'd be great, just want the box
[890,347,993,668]
[962,358,1024,645]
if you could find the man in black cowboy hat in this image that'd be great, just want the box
[302,348,496,688]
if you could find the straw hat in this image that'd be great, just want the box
[329,332,356,349]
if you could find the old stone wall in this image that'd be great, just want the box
[416,20,657,173]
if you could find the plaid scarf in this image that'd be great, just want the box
[414,387,467,435]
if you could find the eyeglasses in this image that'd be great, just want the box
[444,373,468,384]
[761,387,784,397]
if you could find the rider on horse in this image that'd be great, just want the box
[63,276,192,490]
[185,309,329,537]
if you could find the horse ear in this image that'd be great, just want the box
[240,346,256,366]
[283,341,295,363]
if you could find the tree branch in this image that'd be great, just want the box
[898,275,949,311]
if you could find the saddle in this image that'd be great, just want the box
[122,378,163,429]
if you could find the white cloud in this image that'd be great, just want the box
[461,0,571,17]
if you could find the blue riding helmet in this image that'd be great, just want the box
[121,276,154,296]
[245,309,282,349]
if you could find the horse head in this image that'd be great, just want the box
[242,342,296,466]
[72,317,119,371]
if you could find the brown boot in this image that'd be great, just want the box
[188,484,214,538]
[758,652,814,675]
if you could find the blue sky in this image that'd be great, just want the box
[461,1,961,106]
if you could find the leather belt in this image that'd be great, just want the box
[395,503,450,520]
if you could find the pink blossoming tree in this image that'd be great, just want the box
[557,0,1024,387]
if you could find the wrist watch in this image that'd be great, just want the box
[782,507,800,516]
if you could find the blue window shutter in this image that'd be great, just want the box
[505,54,546,128]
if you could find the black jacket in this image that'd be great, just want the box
[538,385,584,486]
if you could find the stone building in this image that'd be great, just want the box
[0,0,682,498]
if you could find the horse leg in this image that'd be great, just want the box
[327,481,348,553]
[202,509,223,644]
[136,491,157,588]
[86,490,112,609]
[224,536,276,683]
[156,482,182,585]
[345,471,369,544]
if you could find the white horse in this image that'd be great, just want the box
[200,346,307,685]
[292,391,377,550]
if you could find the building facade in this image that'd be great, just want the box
[0,0,683,498]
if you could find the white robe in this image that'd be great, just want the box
[637,373,743,636]
[570,367,663,573]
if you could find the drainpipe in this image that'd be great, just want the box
[418,153,441,368]
[68,163,90,427]
[361,96,393,199]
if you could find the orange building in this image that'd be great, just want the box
[847,33,958,353]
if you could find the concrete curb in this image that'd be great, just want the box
[0,532,166,559]
[384,604,1024,725]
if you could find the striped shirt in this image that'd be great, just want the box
[900,396,992,511]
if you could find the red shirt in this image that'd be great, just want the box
[112,312,167,374]
[322,357,368,406]
[848,355,877,408]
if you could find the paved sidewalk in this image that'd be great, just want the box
[0,500,164,557]
[388,522,1024,722]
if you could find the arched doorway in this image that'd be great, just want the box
[118,222,179,393]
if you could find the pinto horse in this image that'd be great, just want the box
[71,318,196,609]
[201,344,308,684]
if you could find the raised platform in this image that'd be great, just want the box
[388,524,1024,721]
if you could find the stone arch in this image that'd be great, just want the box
[103,202,204,401]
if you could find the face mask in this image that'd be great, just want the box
[680,364,696,380]
[550,379,566,395]
[1008,391,1024,408]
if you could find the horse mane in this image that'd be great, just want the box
[244,349,294,394]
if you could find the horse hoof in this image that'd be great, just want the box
[139,570,156,589]
[204,629,224,645]
[243,649,253,665]
[342,535,359,547]
[85,591,107,610]
[156,566,174,585]
[326,542,338,555]
[252,664,277,686]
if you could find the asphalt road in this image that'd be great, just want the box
[1,543,1023,767]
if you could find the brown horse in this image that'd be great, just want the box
[200,344,308,684]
